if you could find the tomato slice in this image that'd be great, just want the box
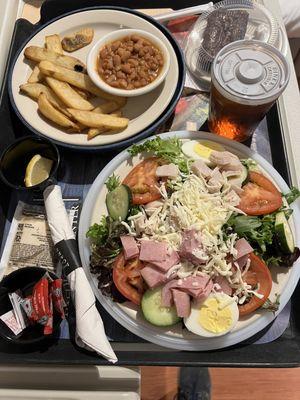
[238,171,282,215]
[123,157,161,205]
[113,253,145,305]
[238,253,272,317]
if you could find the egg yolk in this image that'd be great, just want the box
[198,298,233,333]
[193,141,224,159]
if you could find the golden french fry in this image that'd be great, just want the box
[93,101,124,114]
[87,111,123,140]
[38,93,80,132]
[27,66,43,83]
[87,127,108,140]
[45,77,94,110]
[71,86,90,100]
[67,108,129,129]
[38,60,122,101]
[45,34,63,54]
[24,46,86,72]
[20,83,73,118]
[61,28,94,52]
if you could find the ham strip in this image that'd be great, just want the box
[149,250,180,272]
[139,240,168,262]
[161,275,212,307]
[140,264,170,288]
[120,236,139,260]
[179,229,207,265]
[234,238,253,259]
[214,276,232,296]
[172,289,191,318]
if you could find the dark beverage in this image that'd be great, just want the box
[208,40,290,142]
[209,82,274,141]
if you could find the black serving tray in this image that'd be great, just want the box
[0,0,300,367]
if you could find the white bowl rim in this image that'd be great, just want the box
[87,28,171,97]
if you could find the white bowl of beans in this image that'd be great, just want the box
[87,29,171,97]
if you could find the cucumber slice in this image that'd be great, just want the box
[275,211,295,254]
[141,286,181,327]
[106,184,132,221]
[228,165,248,185]
[239,165,248,184]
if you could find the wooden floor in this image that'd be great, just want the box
[141,367,300,400]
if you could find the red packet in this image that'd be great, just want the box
[51,279,65,319]
[21,275,53,335]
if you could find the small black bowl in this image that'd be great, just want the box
[0,136,60,191]
[0,267,62,344]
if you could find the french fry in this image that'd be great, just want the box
[45,77,94,110]
[38,60,122,101]
[45,34,63,54]
[61,28,94,52]
[93,100,125,114]
[20,83,72,118]
[87,111,123,140]
[71,86,90,100]
[24,46,86,72]
[38,93,80,132]
[27,66,43,83]
[67,108,129,129]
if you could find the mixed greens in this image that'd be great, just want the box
[129,136,190,173]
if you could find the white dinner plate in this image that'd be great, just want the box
[9,9,180,148]
[78,131,300,350]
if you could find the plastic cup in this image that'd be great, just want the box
[208,40,290,142]
[0,136,60,191]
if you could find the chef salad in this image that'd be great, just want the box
[87,137,300,338]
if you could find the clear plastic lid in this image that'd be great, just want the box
[184,0,280,88]
[212,40,290,105]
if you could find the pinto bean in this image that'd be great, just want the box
[121,63,131,74]
[121,50,131,62]
[98,35,164,89]
[113,55,121,66]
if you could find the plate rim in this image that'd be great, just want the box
[78,130,300,351]
[8,6,185,151]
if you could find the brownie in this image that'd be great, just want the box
[202,9,249,57]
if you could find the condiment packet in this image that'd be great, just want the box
[8,290,28,330]
[0,310,23,336]
[51,278,65,319]
[20,273,65,335]
[170,93,209,131]
[21,275,53,335]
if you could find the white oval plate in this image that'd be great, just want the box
[10,9,179,148]
[78,131,300,350]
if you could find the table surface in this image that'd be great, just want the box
[0,0,300,367]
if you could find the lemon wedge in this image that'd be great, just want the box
[24,154,53,187]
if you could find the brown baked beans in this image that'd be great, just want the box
[98,35,164,90]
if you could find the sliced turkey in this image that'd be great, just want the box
[191,160,212,179]
[156,163,179,179]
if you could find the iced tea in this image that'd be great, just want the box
[208,40,290,142]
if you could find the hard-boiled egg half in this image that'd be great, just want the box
[184,293,239,337]
[182,140,225,164]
